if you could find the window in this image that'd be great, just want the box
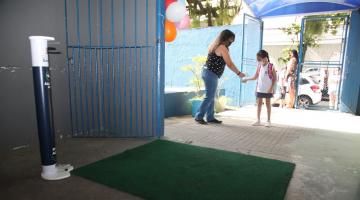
[300,78,310,85]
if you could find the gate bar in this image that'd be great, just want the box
[75,0,85,135]
[122,0,127,135]
[104,49,111,133]
[88,0,95,135]
[64,0,74,135]
[134,0,139,137]
[145,0,149,136]
[111,0,116,133]
[95,48,100,133]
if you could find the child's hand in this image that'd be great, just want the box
[242,77,248,83]
[267,87,273,94]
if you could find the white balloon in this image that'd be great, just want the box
[166,2,186,23]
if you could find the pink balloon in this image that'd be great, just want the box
[175,14,190,30]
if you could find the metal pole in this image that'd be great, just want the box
[295,18,305,109]
[156,0,165,137]
[338,16,350,110]
[239,14,246,107]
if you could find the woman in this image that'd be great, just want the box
[195,29,245,125]
[286,49,298,108]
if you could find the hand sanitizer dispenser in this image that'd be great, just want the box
[29,36,73,180]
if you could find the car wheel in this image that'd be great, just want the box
[298,95,312,109]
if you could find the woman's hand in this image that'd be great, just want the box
[267,87,274,94]
[238,72,246,78]
[242,77,249,83]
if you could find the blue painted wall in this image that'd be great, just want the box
[340,10,360,115]
[165,25,244,106]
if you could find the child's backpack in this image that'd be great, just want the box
[256,63,274,80]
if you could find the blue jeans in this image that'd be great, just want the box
[195,69,218,121]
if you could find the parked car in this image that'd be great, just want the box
[297,75,322,109]
[303,67,329,100]
[303,67,321,76]
[303,67,324,88]
[272,75,322,109]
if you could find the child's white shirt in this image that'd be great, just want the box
[257,64,273,93]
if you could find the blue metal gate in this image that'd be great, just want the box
[240,14,263,106]
[340,11,360,114]
[64,0,165,137]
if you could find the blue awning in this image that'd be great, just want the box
[244,0,360,18]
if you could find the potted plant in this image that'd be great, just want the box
[214,76,231,113]
[181,55,231,116]
[180,56,206,117]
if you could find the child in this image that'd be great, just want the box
[328,68,341,110]
[242,50,277,127]
[278,67,287,108]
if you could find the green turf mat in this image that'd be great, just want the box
[72,140,295,200]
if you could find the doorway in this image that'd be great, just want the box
[296,14,349,111]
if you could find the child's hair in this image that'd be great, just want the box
[256,50,270,62]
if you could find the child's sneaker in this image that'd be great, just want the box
[265,121,271,127]
[252,120,261,126]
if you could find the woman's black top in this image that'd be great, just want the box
[204,52,226,78]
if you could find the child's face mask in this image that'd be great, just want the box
[258,59,267,66]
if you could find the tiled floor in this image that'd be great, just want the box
[166,116,304,161]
